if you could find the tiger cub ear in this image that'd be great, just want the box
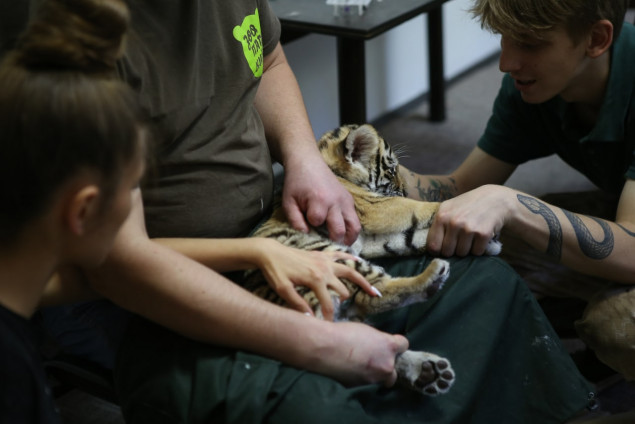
[344,124,380,167]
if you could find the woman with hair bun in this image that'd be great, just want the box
[0,0,146,422]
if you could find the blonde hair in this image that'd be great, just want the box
[470,0,629,44]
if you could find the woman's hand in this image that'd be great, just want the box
[255,238,378,321]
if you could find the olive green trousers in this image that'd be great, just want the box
[116,256,594,424]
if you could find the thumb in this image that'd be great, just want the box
[385,369,399,388]
[393,334,409,354]
[385,334,409,388]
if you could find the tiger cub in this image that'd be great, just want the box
[245,124,500,396]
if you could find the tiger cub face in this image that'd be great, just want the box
[317,124,406,197]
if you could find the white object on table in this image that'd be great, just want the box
[326,0,373,16]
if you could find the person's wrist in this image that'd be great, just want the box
[500,186,523,228]
[289,317,338,370]
[250,238,276,269]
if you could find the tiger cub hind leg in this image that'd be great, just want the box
[396,350,455,396]
[341,258,450,321]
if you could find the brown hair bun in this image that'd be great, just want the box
[0,0,145,244]
[13,0,130,74]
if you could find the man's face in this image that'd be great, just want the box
[498,26,590,104]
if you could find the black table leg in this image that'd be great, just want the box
[427,6,446,122]
[336,37,366,125]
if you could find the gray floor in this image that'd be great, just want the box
[55,55,635,423]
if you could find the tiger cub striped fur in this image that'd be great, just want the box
[245,124,499,395]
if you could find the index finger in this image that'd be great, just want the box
[385,370,398,388]
[426,216,445,255]
[311,282,336,321]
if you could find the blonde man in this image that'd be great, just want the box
[404,0,635,382]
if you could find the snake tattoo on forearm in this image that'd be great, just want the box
[517,195,563,259]
[561,210,613,259]
[517,194,618,260]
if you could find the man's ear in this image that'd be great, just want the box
[586,19,613,58]
[65,185,100,236]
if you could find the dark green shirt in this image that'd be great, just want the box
[478,23,635,194]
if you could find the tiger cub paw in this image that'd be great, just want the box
[425,258,451,297]
[395,350,455,396]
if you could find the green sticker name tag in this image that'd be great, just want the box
[233,9,264,78]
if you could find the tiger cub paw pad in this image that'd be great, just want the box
[396,351,455,396]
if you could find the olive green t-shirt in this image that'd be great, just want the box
[119,0,281,238]
[478,23,635,194]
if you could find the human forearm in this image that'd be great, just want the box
[399,166,458,201]
[86,190,404,386]
[85,190,280,346]
[399,147,515,202]
[254,42,361,244]
[89,236,302,349]
[254,42,316,167]
[89,234,406,386]
[430,183,635,281]
[507,193,635,284]
[153,237,274,273]
[153,236,378,320]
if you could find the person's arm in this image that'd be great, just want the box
[399,146,517,201]
[495,179,635,284]
[153,236,377,321]
[419,155,635,284]
[254,42,360,246]
[87,190,409,386]
[401,146,516,256]
[429,180,635,285]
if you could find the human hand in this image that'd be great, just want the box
[427,184,514,257]
[282,161,361,246]
[308,320,409,387]
[256,239,377,321]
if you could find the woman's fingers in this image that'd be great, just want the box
[312,281,336,321]
[276,282,315,316]
[263,248,383,321]
[332,263,379,298]
[325,251,379,298]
